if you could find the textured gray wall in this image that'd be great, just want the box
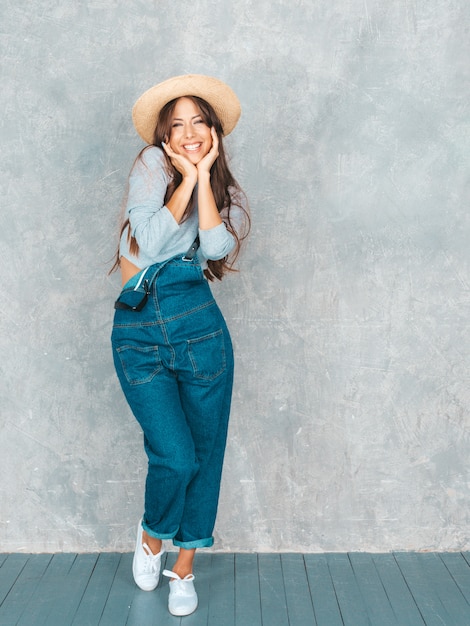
[1,0,469,552]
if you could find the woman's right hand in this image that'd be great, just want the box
[161,142,197,184]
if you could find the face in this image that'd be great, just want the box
[168,97,212,164]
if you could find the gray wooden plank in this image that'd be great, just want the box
[0,555,8,567]
[327,553,370,626]
[258,553,289,626]
[418,553,470,625]
[439,552,470,606]
[304,554,343,626]
[0,554,30,604]
[125,587,177,626]
[281,553,316,625]
[98,553,135,626]
[126,587,179,626]
[46,554,99,625]
[0,554,52,625]
[16,553,77,626]
[372,553,425,625]
[394,552,452,626]
[348,553,397,625]
[206,553,235,626]
[234,553,262,626]
[70,552,121,625]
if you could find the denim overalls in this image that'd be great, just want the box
[111,253,234,549]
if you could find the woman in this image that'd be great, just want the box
[110,74,249,617]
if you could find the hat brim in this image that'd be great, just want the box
[132,74,241,144]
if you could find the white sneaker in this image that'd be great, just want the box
[163,569,198,616]
[132,520,164,591]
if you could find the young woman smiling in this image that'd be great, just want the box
[110,75,249,617]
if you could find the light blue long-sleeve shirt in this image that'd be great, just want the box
[119,146,244,270]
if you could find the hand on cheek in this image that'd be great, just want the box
[162,141,197,181]
[197,128,219,174]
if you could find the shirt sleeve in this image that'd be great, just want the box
[198,189,248,260]
[198,222,236,260]
[126,147,180,258]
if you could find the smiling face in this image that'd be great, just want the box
[168,97,212,164]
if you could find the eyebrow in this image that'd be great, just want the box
[172,114,203,121]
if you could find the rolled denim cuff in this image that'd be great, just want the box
[173,536,214,550]
[142,519,177,541]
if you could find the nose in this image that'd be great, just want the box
[184,123,195,138]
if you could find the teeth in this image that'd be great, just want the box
[184,143,201,151]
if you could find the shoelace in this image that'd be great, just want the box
[141,542,161,574]
[162,569,195,591]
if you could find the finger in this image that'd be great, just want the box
[207,131,219,160]
[210,127,219,148]
[162,141,180,159]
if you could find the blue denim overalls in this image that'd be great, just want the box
[111,250,234,549]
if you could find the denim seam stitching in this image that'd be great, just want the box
[113,300,215,329]
[161,299,216,323]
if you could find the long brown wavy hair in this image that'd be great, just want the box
[110,95,250,280]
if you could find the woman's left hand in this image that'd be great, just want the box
[197,128,219,175]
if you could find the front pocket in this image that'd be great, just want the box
[115,344,162,385]
[187,329,226,380]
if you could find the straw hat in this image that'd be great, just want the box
[132,74,241,144]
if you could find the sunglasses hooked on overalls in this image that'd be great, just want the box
[114,237,200,313]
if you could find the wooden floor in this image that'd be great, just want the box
[1,552,469,625]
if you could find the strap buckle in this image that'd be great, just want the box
[182,235,200,261]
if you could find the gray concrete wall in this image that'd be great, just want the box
[1,0,468,552]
